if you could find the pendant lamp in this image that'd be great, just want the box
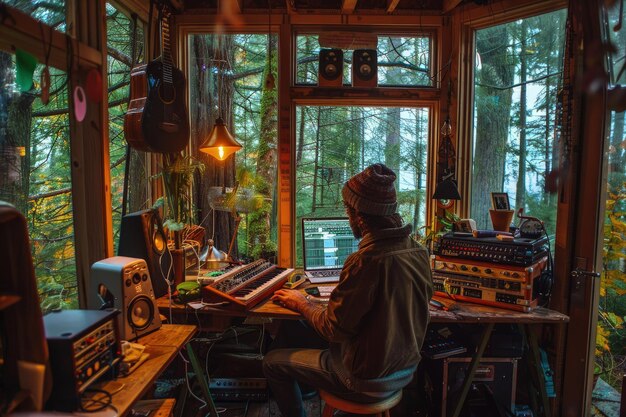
[199,116,242,161]
[432,117,461,201]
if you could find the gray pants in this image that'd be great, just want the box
[262,348,385,417]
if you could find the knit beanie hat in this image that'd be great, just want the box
[342,164,398,216]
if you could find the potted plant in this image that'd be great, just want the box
[155,153,204,283]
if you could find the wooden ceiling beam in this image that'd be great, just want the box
[218,0,242,14]
[342,0,358,14]
[387,0,401,13]
[442,0,463,14]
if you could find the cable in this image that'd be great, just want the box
[80,388,113,412]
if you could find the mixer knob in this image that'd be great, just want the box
[485,268,492,274]
[460,265,468,271]
[471,267,479,272]
[512,272,520,278]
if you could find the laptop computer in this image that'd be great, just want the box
[301,217,360,283]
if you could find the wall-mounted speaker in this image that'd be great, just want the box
[118,209,171,298]
[88,256,162,341]
[318,49,344,87]
[352,49,377,87]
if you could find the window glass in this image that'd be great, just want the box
[106,3,146,252]
[0,0,66,31]
[597,108,626,399]
[606,3,626,85]
[296,34,432,86]
[188,33,278,261]
[470,9,567,235]
[0,51,75,312]
[295,106,430,265]
[597,0,626,396]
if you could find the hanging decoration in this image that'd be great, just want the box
[15,49,37,92]
[39,23,53,105]
[40,67,50,105]
[73,86,87,122]
[85,68,103,103]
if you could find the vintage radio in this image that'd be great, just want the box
[44,309,121,411]
[431,255,548,311]
[433,232,548,266]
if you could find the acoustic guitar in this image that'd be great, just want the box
[124,6,189,153]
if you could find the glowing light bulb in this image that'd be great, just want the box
[218,146,225,160]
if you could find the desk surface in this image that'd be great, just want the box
[87,324,196,417]
[158,289,569,324]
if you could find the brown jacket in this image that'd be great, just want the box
[307,224,433,380]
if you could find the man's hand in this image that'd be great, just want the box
[271,289,308,311]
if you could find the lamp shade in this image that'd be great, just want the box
[199,117,242,161]
[432,177,461,201]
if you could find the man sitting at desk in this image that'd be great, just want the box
[263,163,433,417]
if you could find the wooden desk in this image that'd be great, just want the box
[85,324,217,417]
[158,292,569,417]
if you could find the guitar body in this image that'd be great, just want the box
[141,58,189,153]
[124,64,151,152]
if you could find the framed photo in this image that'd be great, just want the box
[491,192,510,211]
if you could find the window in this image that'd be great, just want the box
[596,0,626,398]
[296,34,433,86]
[294,106,430,265]
[0,0,66,31]
[0,52,76,312]
[188,33,278,260]
[470,9,567,235]
[106,3,146,251]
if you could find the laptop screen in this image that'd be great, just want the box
[302,217,360,271]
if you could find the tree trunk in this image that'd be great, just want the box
[192,35,237,257]
[250,34,279,259]
[0,51,34,214]
[471,25,515,229]
[516,20,528,211]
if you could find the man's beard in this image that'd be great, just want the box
[349,217,362,239]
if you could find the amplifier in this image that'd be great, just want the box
[433,233,548,266]
[431,256,548,312]
[44,309,121,411]
[209,378,268,402]
[442,357,517,417]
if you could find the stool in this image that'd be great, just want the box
[319,389,402,417]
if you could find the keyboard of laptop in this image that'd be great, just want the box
[307,270,340,283]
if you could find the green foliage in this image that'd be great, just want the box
[157,154,205,233]
[595,180,626,386]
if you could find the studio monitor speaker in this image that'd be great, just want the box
[88,256,162,341]
[318,49,343,87]
[118,209,171,298]
[352,49,377,87]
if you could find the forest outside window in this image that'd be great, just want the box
[0,52,76,312]
[0,0,66,31]
[470,9,567,235]
[294,106,430,266]
[106,3,146,252]
[295,33,433,87]
[188,32,278,261]
[596,1,626,395]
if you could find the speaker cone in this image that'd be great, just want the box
[151,215,166,254]
[128,295,154,331]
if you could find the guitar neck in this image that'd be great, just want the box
[160,9,174,91]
